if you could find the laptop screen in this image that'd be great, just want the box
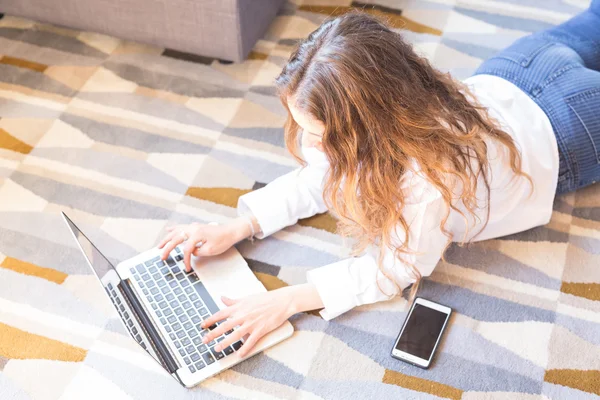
[63,213,116,280]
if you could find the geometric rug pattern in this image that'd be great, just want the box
[1,0,599,398]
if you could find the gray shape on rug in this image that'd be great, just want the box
[60,114,213,154]
[0,64,76,97]
[103,61,245,98]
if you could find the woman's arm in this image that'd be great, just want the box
[237,152,330,238]
[199,179,450,356]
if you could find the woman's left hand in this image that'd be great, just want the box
[200,287,296,357]
[200,284,324,357]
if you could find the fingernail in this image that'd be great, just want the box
[214,345,221,352]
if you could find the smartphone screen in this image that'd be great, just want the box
[394,303,449,360]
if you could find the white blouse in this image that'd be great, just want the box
[237,74,559,320]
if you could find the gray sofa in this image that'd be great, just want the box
[0,0,284,62]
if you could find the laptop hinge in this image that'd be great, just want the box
[118,279,179,374]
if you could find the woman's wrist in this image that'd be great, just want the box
[286,283,325,316]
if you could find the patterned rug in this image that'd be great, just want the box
[1,0,599,399]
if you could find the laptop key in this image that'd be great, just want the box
[160,267,169,275]
[185,287,194,294]
[182,301,191,309]
[223,346,234,356]
[167,315,176,324]
[189,274,199,283]
[127,320,134,327]
[185,345,195,354]
[175,274,185,281]
[184,322,192,330]
[189,365,196,373]
[165,325,171,332]
[199,308,208,316]
[158,301,168,309]
[175,341,181,348]
[174,288,183,295]
[182,338,190,346]
[192,337,202,346]
[189,294,199,301]
[135,264,145,273]
[179,315,189,323]
[161,286,170,294]
[191,353,200,362]
[145,256,160,266]
[181,280,190,287]
[129,268,136,274]
[152,273,161,281]
[166,293,175,301]
[179,349,185,357]
[175,254,183,262]
[169,281,177,288]
[189,329,198,338]
[154,294,163,302]
[159,317,167,325]
[119,305,125,312]
[165,274,174,282]
[170,333,176,340]
[166,256,176,267]
[157,280,167,287]
[150,287,159,295]
[172,266,181,274]
[156,260,166,267]
[198,344,207,353]
[156,310,163,317]
[195,361,205,370]
[142,289,149,295]
[192,316,201,324]
[174,307,184,315]
[164,309,173,316]
[187,309,196,317]
[132,327,138,334]
[175,247,182,254]
[202,352,215,365]
[177,294,186,302]
[232,341,243,351]
[176,330,186,339]
[192,282,220,315]
[148,266,157,274]
[135,334,142,342]
[146,281,156,288]
[184,357,191,365]
[169,300,178,308]
[141,274,150,281]
[123,311,129,319]
[211,348,224,360]
[172,323,182,331]
[116,297,121,304]
[225,329,234,335]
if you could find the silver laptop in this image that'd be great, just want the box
[62,212,294,387]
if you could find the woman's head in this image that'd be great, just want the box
[276,12,529,301]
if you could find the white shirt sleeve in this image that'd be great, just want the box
[306,174,450,320]
[237,146,330,238]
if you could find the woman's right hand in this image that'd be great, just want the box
[158,219,252,272]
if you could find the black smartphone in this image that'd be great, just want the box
[390,297,451,369]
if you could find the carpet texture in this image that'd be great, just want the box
[1,1,599,399]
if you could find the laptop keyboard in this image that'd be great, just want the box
[129,247,242,374]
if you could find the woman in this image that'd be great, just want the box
[158,2,600,358]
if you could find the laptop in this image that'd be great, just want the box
[62,212,294,387]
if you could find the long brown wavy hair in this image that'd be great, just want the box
[275,12,531,303]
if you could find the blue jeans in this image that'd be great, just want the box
[473,0,600,194]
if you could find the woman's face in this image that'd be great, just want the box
[288,95,325,152]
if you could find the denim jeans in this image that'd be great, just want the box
[473,0,600,194]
